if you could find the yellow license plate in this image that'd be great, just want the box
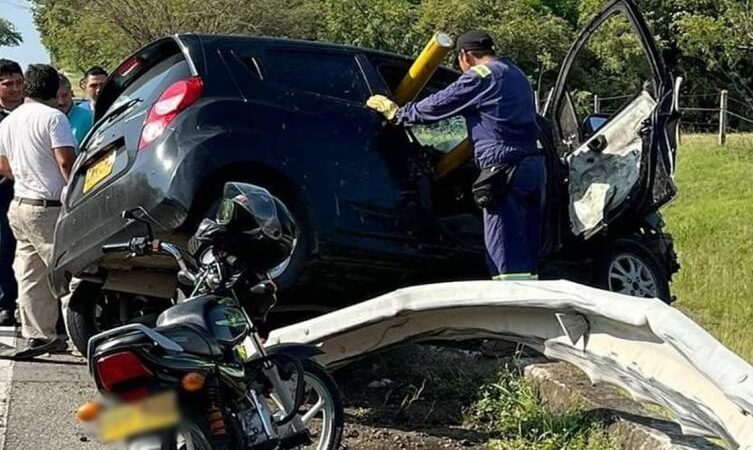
[83,150,116,194]
[99,391,179,442]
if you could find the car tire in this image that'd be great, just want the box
[594,241,671,302]
[64,281,104,356]
[189,184,310,293]
[65,283,165,356]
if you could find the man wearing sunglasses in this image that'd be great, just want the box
[367,30,546,281]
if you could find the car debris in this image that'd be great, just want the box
[262,280,753,448]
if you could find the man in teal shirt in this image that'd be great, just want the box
[57,73,93,153]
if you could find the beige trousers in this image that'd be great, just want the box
[7,201,61,340]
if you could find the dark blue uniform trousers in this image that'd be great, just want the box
[483,155,546,277]
[0,182,16,310]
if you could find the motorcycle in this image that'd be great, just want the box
[77,182,344,450]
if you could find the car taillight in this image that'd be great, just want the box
[138,76,203,150]
[95,351,154,393]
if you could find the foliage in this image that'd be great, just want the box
[0,17,23,47]
[677,0,753,106]
[30,0,324,73]
[466,371,619,450]
[30,0,753,118]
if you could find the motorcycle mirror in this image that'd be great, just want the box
[121,207,155,239]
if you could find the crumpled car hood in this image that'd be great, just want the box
[264,280,753,448]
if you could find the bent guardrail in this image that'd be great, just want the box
[264,280,753,448]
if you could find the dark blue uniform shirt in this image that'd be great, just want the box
[396,58,538,168]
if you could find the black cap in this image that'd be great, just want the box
[455,30,495,53]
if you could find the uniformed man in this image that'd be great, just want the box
[367,30,546,280]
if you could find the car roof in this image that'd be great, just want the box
[175,33,422,64]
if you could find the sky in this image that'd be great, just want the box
[1,0,51,68]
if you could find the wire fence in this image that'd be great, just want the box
[594,87,753,145]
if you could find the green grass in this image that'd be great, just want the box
[664,133,753,362]
[465,371,619,450]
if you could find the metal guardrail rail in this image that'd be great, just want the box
[265,280,753,448]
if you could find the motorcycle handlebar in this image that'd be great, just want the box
[102,238,198,285]
[101,242,132,253]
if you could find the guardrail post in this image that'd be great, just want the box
[594,94,600,114]
[719,90,728,146]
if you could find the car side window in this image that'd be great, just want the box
[409,77,468,154]
[374,62,468,153]
[263,49,369,103]
[556,11,654,150]
[412,117,467,153]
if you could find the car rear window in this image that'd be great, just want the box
[102,53,191,119]
[262,49,369,103]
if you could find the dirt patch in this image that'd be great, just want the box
[333,343,513,449]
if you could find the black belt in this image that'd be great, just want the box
[14,197,62,207]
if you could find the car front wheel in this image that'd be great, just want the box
[595,242,671,302]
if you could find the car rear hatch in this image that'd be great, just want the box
[65,37,201,208]
[52,36,206,295]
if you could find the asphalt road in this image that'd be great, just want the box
[0,327,107,450]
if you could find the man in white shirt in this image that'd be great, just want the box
[0,64,76,359]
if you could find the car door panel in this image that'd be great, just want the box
[546,0,677,239]
[569,91,656,236]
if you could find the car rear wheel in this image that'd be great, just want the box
[65,281,168,356]
[595,241,671,302]
[64,281,104,356]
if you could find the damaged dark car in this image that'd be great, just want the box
[52,0,680,354]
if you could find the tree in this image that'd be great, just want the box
[321,0,575,83]
[678,0,753,107]
[31,0,325,73]
[0,17,22,47]
[30,0,753,119]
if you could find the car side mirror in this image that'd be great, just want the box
[582,114,610,140]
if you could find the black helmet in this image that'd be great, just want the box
[215,182,297,270]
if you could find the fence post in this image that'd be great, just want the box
[674,77,683,145]
[719,90,728,146]
[594,94,600,114]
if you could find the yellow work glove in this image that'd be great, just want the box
[366,95,399,121]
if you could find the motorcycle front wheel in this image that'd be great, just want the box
[272,359,344,450]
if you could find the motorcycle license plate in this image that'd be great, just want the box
[99,391,179,442]
[83,150,116,194]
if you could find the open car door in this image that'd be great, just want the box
[544,0,680,239]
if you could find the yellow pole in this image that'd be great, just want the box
[394,32,454,106]
[392,32,473,178]
[435,139,472,179]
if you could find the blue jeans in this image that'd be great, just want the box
[483,155,546,276]
[0,182,17,310]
